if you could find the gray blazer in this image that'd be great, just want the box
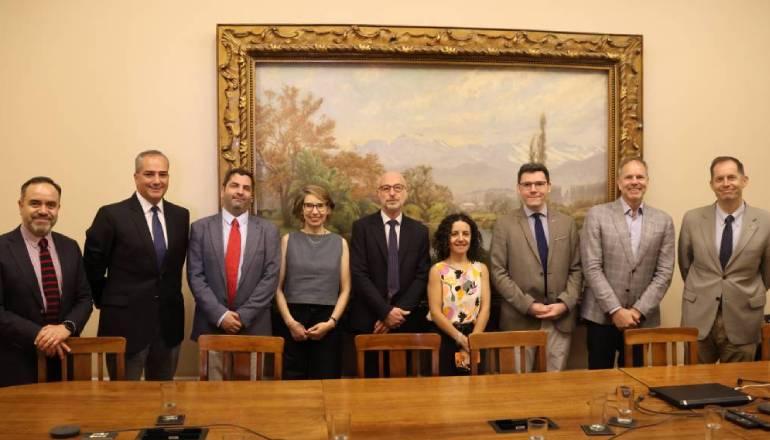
[679,204,770,344]
[187,213,280,340]
[490,207,582,333]
[580,199,675,327]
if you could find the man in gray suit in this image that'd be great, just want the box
[490,163,582,371]
[680,156,770,363]
[187,168,280,344]
[581,157,675,369]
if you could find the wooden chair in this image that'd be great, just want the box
[198,334,284,381]
[37,336,126,382]
[354,333,440,378]
[761,323,770,361]
[623,327,698,367]
[468,330,547,374]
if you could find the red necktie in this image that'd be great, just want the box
[38,238,61,323]
[225,220,241,306]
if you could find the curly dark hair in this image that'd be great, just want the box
[432,212,483,262]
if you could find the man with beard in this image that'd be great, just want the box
[0,176,92,386]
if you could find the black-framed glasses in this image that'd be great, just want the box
[378,184,406,193]
[303,202,327,212]
[518,181,548,189]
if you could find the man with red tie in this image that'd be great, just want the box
[187,168,280,354]
[0,176,92,387]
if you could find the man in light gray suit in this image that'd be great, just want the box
[581,157,675,369]
[187,168,280,343]
[491,163,582,371]
[680,156,770,363]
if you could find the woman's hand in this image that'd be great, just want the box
[288,320,308,341]
[455,331,470,352]
[306,320,334,340]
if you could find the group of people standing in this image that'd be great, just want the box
[1,150,768,387]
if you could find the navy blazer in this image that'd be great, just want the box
[0,227,93,387]
[348,211,430,333]
[84,194,189,354]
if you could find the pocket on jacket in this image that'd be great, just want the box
[682,289,697,303]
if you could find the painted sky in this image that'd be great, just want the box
[254,62,608,155]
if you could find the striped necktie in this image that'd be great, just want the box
[38,238,61,323]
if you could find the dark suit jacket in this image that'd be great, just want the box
[349,211,430,333]
[84,194,189,354]
[0,227,93,387]
[187,213,280,340]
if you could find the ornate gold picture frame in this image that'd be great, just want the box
[216,25,642,231]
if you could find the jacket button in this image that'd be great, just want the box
[625,289,630,293]
[722,275,727,280]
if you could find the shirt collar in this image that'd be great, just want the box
[716,201,746,224]
[620,197,644,217]
[222,209,248,227]
[19,224,52,248]
[523,204,548,218]
[136,192,164,214]
[380,210,403,225]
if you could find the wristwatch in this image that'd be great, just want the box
[62,320,76,334]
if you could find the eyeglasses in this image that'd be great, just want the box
[303,202,327,212]
[518,181,548,189]
[378,184,406,193]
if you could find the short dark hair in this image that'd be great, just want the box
[292,184,336,223]
[20,176,61,199]
[432,212,483,263]
[709,156,745,178]
[617,156,647,177]
[134,149,169,172]
[518,163,550,183]
[222,167,255,188]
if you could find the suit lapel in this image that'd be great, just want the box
[398,216,411,263]
[51,233,72,305]
[128,195,160,270]
[611,200,636,265]
[698,206,721,271]
[517,209,541,264]
[238,216,262,297]
[8,228,44,310]
[208,214,226,291]
[635,208,654,263]
[729,206,759,268]
[372,213,388,261]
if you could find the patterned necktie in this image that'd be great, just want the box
[38,238,61,323]
[533,213,549,299]
[225,219,241,306]
[387,219,400,299]
[719,214,734,270]
[151,206,167,270]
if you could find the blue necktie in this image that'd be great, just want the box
[387,219,399,299]
[719,214,734,271]
[151,206,167,270]
[533,213,549,299]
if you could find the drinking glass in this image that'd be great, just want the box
[328,412,351,440]
[160,382,178,414]
[615,385,634,424]
[527,417,548,440]
[704,405,724,440]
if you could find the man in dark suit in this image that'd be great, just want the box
[349,171,431,352]
[187,167,280,341]
[84,150,189,380]
[0,176,92,387]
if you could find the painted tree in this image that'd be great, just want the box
[253,85,337,225]
[403,165,454,223]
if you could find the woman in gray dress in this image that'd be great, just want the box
[275,185,351,379]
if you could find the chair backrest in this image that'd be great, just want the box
[761,323,770,361]
[37,336,127,382]
[623,327,698,367]
[469,330,547,374]
[354,333,440,378]
[198,334,284,381]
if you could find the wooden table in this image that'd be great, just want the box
[0,380,327,439]
[1,362,769,439]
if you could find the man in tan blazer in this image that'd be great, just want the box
[490,163,582,371]
[581,157,675,369]
[680,156,770,363]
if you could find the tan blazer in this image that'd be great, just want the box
[490,207,582,333]
[679,204,770,345]
[580,199,675,327]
